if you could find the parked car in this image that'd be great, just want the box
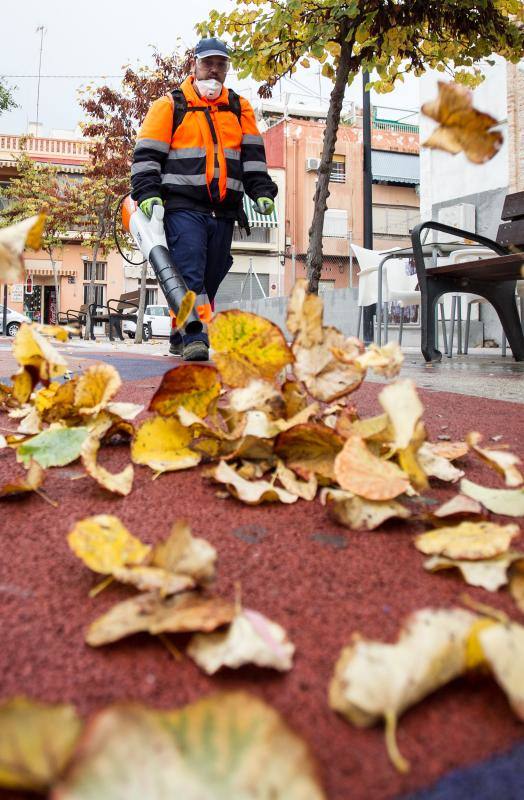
[122,304,171,339]
[0,306,31,337]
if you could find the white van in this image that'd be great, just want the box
[0,306,32,337]
[122,305,171,338]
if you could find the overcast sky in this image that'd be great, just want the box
[0,0,420,136]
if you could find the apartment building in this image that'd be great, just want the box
[260,101,420,294]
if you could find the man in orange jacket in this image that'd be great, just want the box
[131,37,278,361]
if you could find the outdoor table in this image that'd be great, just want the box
[375,241,473,346]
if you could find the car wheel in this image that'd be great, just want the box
[142,324,152,341]
[6,322,20,337]
[126,331,135,339]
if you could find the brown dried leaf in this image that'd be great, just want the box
[323,490,411,530]
[424,552,524,591]
[149,364,221,418]
[354,341,404,378]
[460,479,524,516]
[334,434,410,500]
[433,494,484,519]
[211,460,298,505]
[293,328,364,402]
[286,278,324,347]
[467,431,523,487]
[274,423,344,481]
[0,460,44,499]
[378,380,424,452]
[275,461,317,500]
[86,591,235,646]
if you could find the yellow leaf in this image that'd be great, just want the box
[334,434,410,500]
[415,520,520,560]
[465,618,498,669]
[11,368,35,405]
[131,415,201,473]
[208,309,293,387]
[149,364,221,418]
[175,289,196,329]
[460,478,524,516]
[80,429,134,497]
[86,591,236,646]
[74,364,122,416]
[12,323,67,381]
[187,609,295,674]
[67,514,150,574]
[34,380,78,423]
[0,460,44,498]
[0,697,82,792]
[478,621,524,721]
[378,380,424,451]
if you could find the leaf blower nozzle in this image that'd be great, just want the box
[121,196,203,335]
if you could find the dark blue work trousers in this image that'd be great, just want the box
[164,210,234,345]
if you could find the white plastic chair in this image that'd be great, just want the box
[351,243,447,349]
[443,247,524,357]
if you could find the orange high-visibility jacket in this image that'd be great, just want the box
[131,76,277,218]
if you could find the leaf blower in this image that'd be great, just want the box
[120,196,204,334]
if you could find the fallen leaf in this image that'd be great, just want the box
[478,622,524,720]
[329,607,477,772]
[334,434,410,500]
[0,696,82,792]
[67,514,150,575]
[467,431,523,487]
[81,429,134,497]
[293,327,364,402]
[323,490,411,530]
[281,379,308,418]
[275,461,317,500]
[0,215,45,283]
[460,478,524,516]
[104,402,143,420]
[0,460,44,498]
[208,309,293,387]
[149,364,221,418]
[354,341,404,378]
[54,693,326,799]
[510,565,524,613]
[433,494,484,519]
[424,552,524,591]
[274,423,344,481]
[229,379,284,415]
[342,413,389,442]
[417,442,464,482]
[378,380,424,451]
[11,368,36,405]
[425,441,469,461]
[415,520,520,560]
[73,364,121,416]
[422,81,503,164]
[86,591,235,646]
[150,519,217,584]
[17,426,90,468]
[13,323,68,381]
[111,567,195,596]
[211,460,298,505]
[131,415,201,473]
[187,608,295,674]
[286,278,324,347]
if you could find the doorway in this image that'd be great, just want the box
[43,286,57,324]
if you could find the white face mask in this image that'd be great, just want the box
[195,78,223,100]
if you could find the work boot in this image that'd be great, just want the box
[183,340,209,362]
[169,340,183,356]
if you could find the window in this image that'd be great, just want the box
[83,261,106,281]
[323,209,348,238]
[329,154,346,184]
[372,206,419,237]
[319,280,336,293]
[232,226,272,244]
[145,289,158,306]
[83,284,106,306]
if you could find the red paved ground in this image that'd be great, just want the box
[0,378,523,799]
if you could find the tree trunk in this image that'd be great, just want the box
[84,197,111,341]
[306,41,353,294]
[47,248,60,323]
[135,260,149,344]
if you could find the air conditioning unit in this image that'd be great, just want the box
[306,157,321,172]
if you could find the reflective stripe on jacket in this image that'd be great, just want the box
[131,76,276,216]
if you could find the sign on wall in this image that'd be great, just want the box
[10,284,24,302]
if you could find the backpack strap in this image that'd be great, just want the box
[170,87,242,138]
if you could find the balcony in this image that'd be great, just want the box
[0,134,90,172]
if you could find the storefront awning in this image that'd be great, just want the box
[372,150,420,185]
[242,195,278,228]
[24,259,76,277]
[26,268,76,277]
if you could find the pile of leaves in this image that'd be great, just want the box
[0,692,325,798]
[67,514,295,673]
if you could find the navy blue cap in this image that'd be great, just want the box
[195,37,231,60]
